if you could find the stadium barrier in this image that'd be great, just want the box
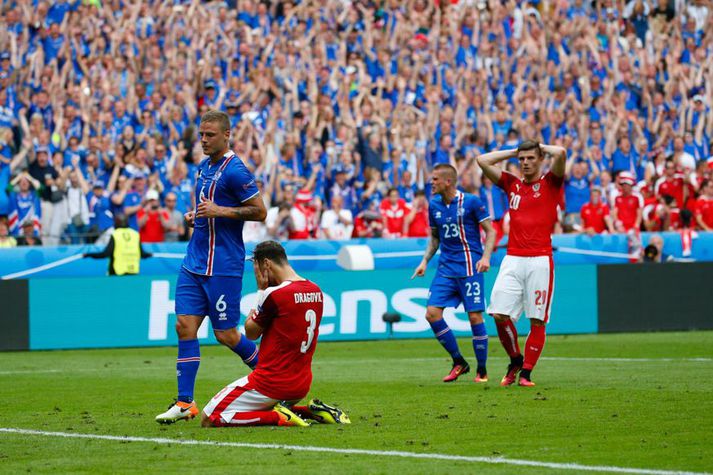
[1,231,712,280]
[3,266,598,350]
[598,262,713,333]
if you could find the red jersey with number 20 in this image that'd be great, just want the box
[248,280,323,401]
[497,171,564,257]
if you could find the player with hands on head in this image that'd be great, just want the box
[412,164,496,383]
[201,240,350,428]
[476,141,566,387]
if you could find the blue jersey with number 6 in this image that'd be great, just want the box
[183,151,259,277]
[429,191,490,277]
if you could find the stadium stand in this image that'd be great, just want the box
[0,0,711,246]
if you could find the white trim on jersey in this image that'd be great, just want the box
[256,280,292,311]
[456,192,474,277]
[204,151,236,276]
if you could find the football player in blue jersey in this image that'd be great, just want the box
[156,111,267,423]
[412,164,496,383]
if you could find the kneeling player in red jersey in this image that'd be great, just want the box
[202,241,350,427]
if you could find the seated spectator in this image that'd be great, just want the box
[353,200,384,238]
[0,220,16,248]
[380,188,409,238]
[17,221,43,246]
[612,172,643,232]
[695,180,713,231]
[320,195,353,240]
[580,187,614,235]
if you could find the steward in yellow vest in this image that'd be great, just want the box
[83,214,152,275]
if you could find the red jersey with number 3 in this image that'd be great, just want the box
[497,171,564,257]
[248,280,323,401]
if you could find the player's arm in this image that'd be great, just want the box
[411,226,439,279]
[476,218,496,273]
[540,143,567,178]
[245,310,265,340]
[476,149,517,185]
[196,194,268,222]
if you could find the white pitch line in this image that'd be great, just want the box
[0,428,707,475]
[1,356,710,376]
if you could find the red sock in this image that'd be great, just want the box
[210,410,280,427]
[495,319,521,358]
[523,325,546,371]
[291,405,311,419]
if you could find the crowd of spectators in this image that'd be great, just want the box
[1,0,713,250]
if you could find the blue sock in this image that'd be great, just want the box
[429,319,463,362]
[471,323,488,372]
[231,334,259,368]
[177,339,200,402]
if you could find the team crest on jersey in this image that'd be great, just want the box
[215,171,223,181]
[533,183,540,192]
[457,207,465,217]
[435,211,442,219]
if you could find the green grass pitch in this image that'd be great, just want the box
[1,332,712,474]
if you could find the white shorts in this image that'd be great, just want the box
[202,376,299,425]
[487,255,555,323]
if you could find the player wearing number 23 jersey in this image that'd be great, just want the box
[477,141,567,387]
[412,164,496,384]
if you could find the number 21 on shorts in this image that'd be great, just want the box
[534,290,548,306]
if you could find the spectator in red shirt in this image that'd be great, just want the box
[654,160,685,209]
[644,195,680,231]
[580,187,614,235]
[695,180,713,231]
[380,188,409,238]
[612,172,643,232]
[288,189,314,240]
[403,190,429,237]
[137,190,170,243]
[353,200,384,238]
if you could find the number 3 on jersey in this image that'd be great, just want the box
[509,192,521,210]
[301,309,317,353]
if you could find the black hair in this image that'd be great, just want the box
[517,139,542,157]
[253,240,288,266]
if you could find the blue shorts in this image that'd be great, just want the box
[175,267,243,331]
[427,273,486,313]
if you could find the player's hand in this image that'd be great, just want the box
[476,257,491,273]
[184,211,195,227]
[196,200,221,219]
[254,262,270,290]
[247,308,257,320]
[411,261,427,279]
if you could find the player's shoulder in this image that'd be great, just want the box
[260,280,292,306]
[429,194,444,207]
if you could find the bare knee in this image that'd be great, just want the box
[214,328,240,347]
[468,312,484,325]
[175,316,201,340]
[425,306,444,323]
[492,313,510,323]
[201,413,215,428]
